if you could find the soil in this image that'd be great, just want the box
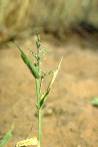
[0,36,98,147]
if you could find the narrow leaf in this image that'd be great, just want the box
[0,128,13,147]
[47,57,63,91]
[39,57,63,108]
[39,90,50,108]
[15,43,40,79]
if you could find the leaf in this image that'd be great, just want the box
[39,90,50,108]
[15,137,38,147]
[15,43,40,79]
[91,97,98,107]
[0,127,13,147]
[39,57,63,108]
[47,57,63,90]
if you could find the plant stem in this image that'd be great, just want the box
[35,34,43,147]
[36,79,42,147]
[36,79,40,103]
[38,108,42,147]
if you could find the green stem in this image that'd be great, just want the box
[38,108,42,147]
[35,79,42,147]
[35,36,42,147]
[36,79,40,103]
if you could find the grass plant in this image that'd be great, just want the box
[15,34,62,147]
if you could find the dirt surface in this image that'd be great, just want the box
[0,37,98,147]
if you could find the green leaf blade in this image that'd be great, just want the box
[19,47,40,79]
[0,129,13,147]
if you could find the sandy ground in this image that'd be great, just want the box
[0,36,98,147]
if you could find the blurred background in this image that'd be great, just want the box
[0,0,98,44]
[0,0,98,147]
